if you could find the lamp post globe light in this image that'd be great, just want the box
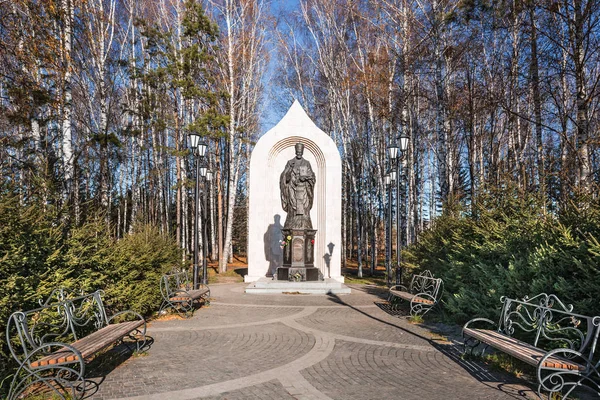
[399,132,409,154]
[188,132,207,290]
[388,142,399,162]
[389,169,397,183]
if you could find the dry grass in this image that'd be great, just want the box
[201,257,391,287]
[408,314,424,324]
[153,313,187,321]
[342,260,388,286]
[206,257,247,284]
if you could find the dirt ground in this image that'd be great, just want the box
[206,255,248,283]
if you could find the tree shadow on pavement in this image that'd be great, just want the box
[345,283,389,299]
[326,292,535,400]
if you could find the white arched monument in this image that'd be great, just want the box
[245,101,345,288]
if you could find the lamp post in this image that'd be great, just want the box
[188,132,207,290]
[388,142,398,287]
[389,132,409,286]
[203,171,213,284]
[385,170,395,287]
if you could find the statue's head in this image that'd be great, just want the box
[295,143,304,159]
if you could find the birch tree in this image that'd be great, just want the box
[208,0,267,272]
[60,0,75,202]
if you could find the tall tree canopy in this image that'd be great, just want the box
[1,0,600,272]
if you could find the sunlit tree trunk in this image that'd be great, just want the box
[528,3,544,197]
[61,0,74,203]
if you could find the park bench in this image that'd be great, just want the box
[6,289,147,400]
[462,293,600,399]
[387,270,443,317]
[159,269,210,317]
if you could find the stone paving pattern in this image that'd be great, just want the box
[87,283,536,400]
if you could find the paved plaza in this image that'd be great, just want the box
[87,283,535,400]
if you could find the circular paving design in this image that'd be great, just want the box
[87,283,534,400]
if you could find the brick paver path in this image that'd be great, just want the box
[88,283,534,400]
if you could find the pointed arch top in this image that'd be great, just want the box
[246,100,342,282]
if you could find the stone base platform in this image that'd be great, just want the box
[245,277,351,295]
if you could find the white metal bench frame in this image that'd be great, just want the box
[387,270,443,317]
[463,293,600,399]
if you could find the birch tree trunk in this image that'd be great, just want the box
[569,0,592,190]
[61,0,74,201]
[528,3,544,196]
[211,0,266,273]
[433,0,449,205]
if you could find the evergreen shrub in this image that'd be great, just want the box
[404,188,600,324]
[0,191,182,395]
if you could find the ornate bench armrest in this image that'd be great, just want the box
[389,285,409,292]
[407,292,439,317]
[436,279,445,300]
[461,318,498,355]
[537,347,599,396]
[463,317,497,331]
[7,341,86,400]
[196,283,211,299]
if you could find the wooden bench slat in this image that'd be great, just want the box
[170,288,209,302]
[464,328,585,371]
[30,320,143,368]
[74,320,143,357]
[188,288,209,296]
[389,290,435,305]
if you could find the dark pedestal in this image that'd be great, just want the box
[277,266,320,282]
[305,267,319,281]
[282,228,316,267]
[277,227,320,281]
[277,267,288,281]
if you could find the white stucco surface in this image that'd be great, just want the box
[246,101,342,282]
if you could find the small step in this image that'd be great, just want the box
[245,278,351,295]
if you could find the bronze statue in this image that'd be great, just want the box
[280,143,315,229]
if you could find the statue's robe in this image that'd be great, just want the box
[280,157,315,229]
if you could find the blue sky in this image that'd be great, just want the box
[259,0,302,134]
[270,0,299,14]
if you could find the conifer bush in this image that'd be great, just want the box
[0,193,64,393]
[0,190,183,395]
[104,224,183,316]
[404,188,600,324]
